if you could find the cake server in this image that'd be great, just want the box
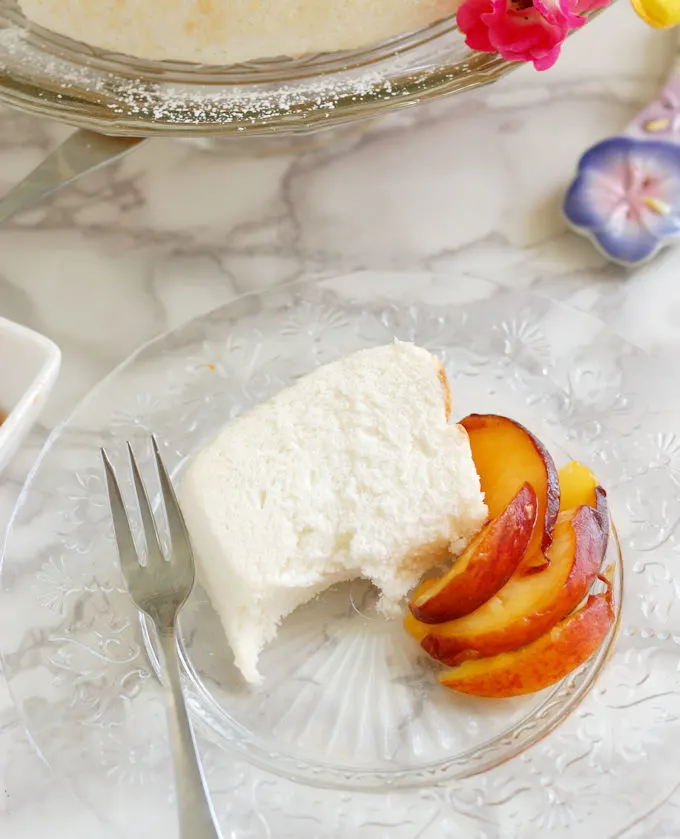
[0,128,145,224]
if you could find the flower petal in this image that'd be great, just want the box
[527,44,564,69]
[574,136,636,174]
[534,0,584,27]
[592,222,662,265]
[638,181,680,238]
[573,0,610,11]
[483,1,568,68]
[564,176,606,229]
[617,141,680,237]
[631,0,680,28]
[622,140,680,185]
[496,40,563,70]
[457,0,496,51]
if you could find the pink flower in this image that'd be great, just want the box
[457,0,608,71]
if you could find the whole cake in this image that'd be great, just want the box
[19,0,461,66]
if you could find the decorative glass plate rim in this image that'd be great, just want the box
[0,274,625,792]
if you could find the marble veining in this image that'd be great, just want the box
[1,4,680,836]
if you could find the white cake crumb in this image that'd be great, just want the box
[18,0,462,66]
[179,343,486,684]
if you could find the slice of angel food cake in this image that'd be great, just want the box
[179,342,487,684]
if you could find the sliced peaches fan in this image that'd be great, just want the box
[405,505,607,662]
[438,589,615,698]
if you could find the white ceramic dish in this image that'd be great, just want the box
[0,316,60,472]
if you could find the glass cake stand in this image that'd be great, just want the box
[0,0,606,137]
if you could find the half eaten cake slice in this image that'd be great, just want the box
[179,342,487,684]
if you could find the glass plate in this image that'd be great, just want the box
[2,272,676,837]
[0,1,601,137]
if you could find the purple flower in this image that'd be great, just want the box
[564,137,680,265]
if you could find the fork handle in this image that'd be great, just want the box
[158,628,223,839]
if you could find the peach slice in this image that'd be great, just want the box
[438,588,615,697]
[410,484,538,623]
[558,461,598,512]
[461,414,560,568]
[558,460,609,549]
[405,504,608,665]
[411,579,436,599]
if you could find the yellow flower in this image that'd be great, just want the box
[631,0,680,28]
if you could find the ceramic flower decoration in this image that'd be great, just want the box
[564,63,680,266]
[564,138,680,265]
[456,0,609,70]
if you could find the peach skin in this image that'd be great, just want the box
[410,483,538,623]
[438,588,615,697]
[558,459,609,549]
[405,505,608,665]
[461,414,560,569]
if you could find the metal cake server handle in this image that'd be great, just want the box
[0,129,146,224]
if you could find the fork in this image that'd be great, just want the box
[102,437,222,839]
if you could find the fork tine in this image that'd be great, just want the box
[152,435,192,561]
[127,442,166,570]
[101,448,141,583]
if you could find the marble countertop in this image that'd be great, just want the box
[1,4,679,836]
